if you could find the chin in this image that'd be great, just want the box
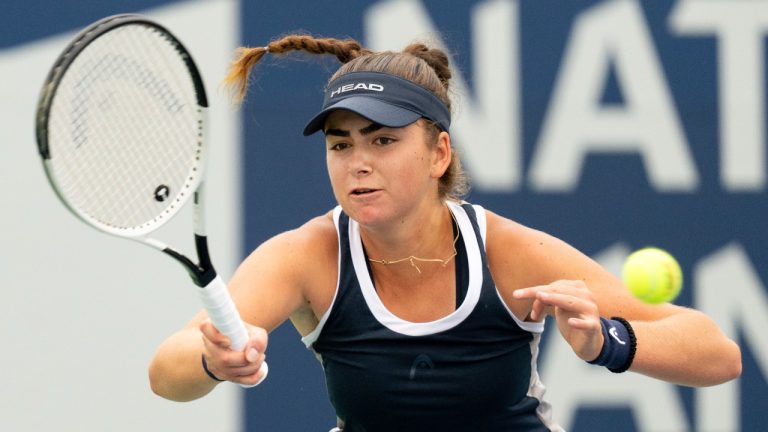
[341,203,389,227]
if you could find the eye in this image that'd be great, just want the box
[374,136,396,146]
[328,141,351,151]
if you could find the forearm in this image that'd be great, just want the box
[148,327,219,402]
[628,309,741,387]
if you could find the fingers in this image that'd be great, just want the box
[199,319,269,385]
[513,279,589,300]
[529,293,549,322]
[229,350,268,387]
[567,316,598,330]
[514,280,604,360]
[513,280,603,361]
[199,319,230,348]
[201,344,267,384]
[241,362,270,387]
[534,291,595,316]
[513,280,598,323]
[247,325,268,358]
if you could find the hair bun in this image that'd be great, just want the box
[403,43,452,87]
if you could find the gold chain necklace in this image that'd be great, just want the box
[367,211,459,274]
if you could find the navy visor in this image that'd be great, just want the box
[303,71,451,136]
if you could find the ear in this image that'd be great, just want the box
[430,131,452,179]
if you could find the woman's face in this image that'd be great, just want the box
[324,110,448,227]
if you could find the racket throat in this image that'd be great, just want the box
[162,237,216,287]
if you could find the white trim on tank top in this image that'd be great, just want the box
[302,202,543,347]
[347,200,481,336]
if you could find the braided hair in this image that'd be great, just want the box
[224,35,468,199]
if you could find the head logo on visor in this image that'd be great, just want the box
[303,71,451,136]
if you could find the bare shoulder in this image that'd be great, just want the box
[482,209,567,291]
[246,211,337,266]
[278,211,339,334]
[228,211,339,333]
[482,208,681,321]
[284,211,336,247]
[296,211,338,266]
[483,210,559,271]
[484,208,614,290]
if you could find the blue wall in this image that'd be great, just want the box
[240,1,767,430]
[7,1,765,430]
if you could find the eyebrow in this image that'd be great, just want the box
[360,123,384,135]
[323,128,349,137]
[324,122,385,137]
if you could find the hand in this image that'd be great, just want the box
[513,280,604,361]
[199,319,268,386]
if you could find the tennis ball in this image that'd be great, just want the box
[622,247,683,304]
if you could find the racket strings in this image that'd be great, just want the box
[47,24,204,233]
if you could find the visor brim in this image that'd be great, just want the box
[302,97,421,136]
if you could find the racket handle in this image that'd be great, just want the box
[197,275,268,388]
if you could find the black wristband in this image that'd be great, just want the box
[608,317,637,373]
[588,316,637,373]
[201,354,224,382]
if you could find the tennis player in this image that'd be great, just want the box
[148,35,741,431]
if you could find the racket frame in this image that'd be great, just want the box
[34,14,266,384]
[36,14,209,240]
[35,14,215,284]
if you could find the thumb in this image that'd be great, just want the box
[246,347,260,362]
[245,325,268,361]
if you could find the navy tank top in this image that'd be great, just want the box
[302,202,563,431]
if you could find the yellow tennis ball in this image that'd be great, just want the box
[622,247,683,304]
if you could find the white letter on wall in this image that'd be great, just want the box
[671,0,768,191]
[530,0,697,192]
[695,243,768,431]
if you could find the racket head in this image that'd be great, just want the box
[35,14,209,238]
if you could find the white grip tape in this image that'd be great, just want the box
[198,275,269,387]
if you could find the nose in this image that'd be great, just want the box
[349,146,372,177]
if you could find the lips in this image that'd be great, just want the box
[351,187,380,196]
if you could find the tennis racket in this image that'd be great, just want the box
[34,14,267,386]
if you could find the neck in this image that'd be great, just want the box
[362,201,458,275]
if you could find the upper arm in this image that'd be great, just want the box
[200,213,338,334]
[484,209,685,322]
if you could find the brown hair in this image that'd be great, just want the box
[225,35,469,200]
